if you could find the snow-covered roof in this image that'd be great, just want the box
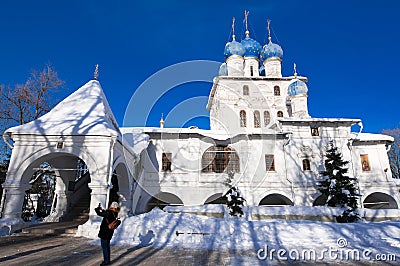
[278,117,361,125]
[4,80,121,137]
[352,132,394,143]
[121,127,284,141]
[121,132,150,156]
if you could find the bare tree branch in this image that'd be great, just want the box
[27,64,64,119]
[0,64,65,128]
[382,128,400,179]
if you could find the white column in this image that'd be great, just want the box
[88,183,109,220]
[55,190,68,218]
[1,181,31,220]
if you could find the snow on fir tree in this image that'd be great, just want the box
[317,141,361,223]
[223,171,246,217]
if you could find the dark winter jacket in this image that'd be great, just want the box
[95,207,119,240]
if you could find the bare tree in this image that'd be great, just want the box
[0,64,65,127]
[382,128,400,179]
[0,65,65,215]
[0,64,65,188]
[27,65,64,120]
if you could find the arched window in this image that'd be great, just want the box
[360,154,371,172]
[254,111,261,128]
[250,66,254,76]
[240,110,247,127]
[264,111,270,126]
[161,153,172,171]
[243,85,249,96]
[265,154,275,171]
[277,111,283,117]
[302,159,311,171]
[274,85,280,96]
[202,146,240,173]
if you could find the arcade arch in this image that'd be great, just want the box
[4,151,92,222]
[259,193,294,206]
[146,192,183,212]
[204,193,227,204]
[363,192,398,209]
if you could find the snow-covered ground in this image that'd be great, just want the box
[81,205,400,263]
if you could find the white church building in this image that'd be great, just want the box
[1,18,399,233]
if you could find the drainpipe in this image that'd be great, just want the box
[276,120,283,133]
[347,130,364,215]
[385,144,392,182]
[283,133,295,205]
[354,121,364,211]
[355,121,363,139]
[2,132,14,149]
[0,189,6,218]
[106,136,117,207]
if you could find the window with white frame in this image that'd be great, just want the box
[274,85,280,96]
[264,111,270,126]
[311,127,319,136]
[240,110,247,127]
[254,111,261,128]
[265,154,275,171]
[243,85,249,96]
[302,159,311,171]
[201,146,240,173]
[161,153,172,171]
[360,154,371,172]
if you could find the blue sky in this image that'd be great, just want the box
[0,0,399,133]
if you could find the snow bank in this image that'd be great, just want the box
[78,206,400,260]
[247,205,344,216]
[164,204,227,214]
[363,208,400,219]
[164,204,345,218]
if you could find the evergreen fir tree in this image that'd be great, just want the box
[317,141,361,222]
[224,171,245,217]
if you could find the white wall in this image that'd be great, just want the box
[132,121,399,211]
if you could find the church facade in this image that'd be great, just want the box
[129,23,398,213]
[0,18,398,233]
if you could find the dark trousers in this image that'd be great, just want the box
[100,238,111,263]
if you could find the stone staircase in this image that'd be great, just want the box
[21,195,90,236]
[60,194,91,223]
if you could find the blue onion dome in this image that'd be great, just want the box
[240,31,262,58]
[219,63,228,76]
[224,35,245,59]
[288,79,308,97]
[260,38,283,62]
